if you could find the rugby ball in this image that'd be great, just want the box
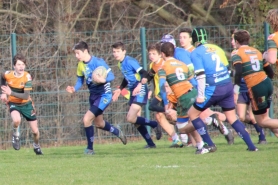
[92,66,107,83]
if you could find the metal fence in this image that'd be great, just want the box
[0,24,276,149]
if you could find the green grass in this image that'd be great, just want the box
[0,135,277,185]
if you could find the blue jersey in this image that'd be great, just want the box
[174,47,198,88]
[118,55,143,90]
[191,44,230,86]
[76,56,114,95]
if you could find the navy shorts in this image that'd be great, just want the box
[129,84,148,106]
[89,93,112,116]
[194,82,235,112]
[237,91,250,104]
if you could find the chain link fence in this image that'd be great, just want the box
[0,24,276,149]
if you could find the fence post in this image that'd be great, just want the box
[140,27,151,134]
[10,33,20,135]
[11,33,17,65]
[264,22,274,137]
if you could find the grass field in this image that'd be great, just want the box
[0,135,277,185]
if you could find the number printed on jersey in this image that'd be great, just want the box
[250,55,260,71]
[175,67,185,80]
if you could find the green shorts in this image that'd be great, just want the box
[8,101,37,121]
[176,89,197,118]
[249,77,273,115]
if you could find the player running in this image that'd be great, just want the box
[1,53,43,155]
[66,41,127,155]
[187,27,257,153]
[158,42,206,154]
[147,43,184,147]
[112,41,162,149]
[232,29,278,137]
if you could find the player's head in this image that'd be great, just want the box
[13,53,26,74]
[266,9,278,31]
[72,41,90,61]
[179,28,192,48]
[147,43,161,63]
[233,29,250,47]
[160,34,176,47]
[112,42,126,61]
[160,42,175,58]
[231,28,238,49]
[191,27,208,45]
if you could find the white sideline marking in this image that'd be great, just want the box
[155,165,179,168]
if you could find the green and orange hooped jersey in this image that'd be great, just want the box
[149,58,164,100]
[231,45,269,88]
[158,58,193,98]
[2,71,32,104]
[267,31,278,64]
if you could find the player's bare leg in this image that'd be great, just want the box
[29,120,43,155]
[10,111,21,150]
[200,108,234,144]
[128,104,158,148]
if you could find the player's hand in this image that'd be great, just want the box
[0,94,8,103]
[92,73,106,84]
[132,83,142,96]
[196,96,205,103]
[141,78,147,84]
[66,86,75,93]
[1,85,12,95]
[234,93,238,105]
[148,91,152,99]
[112,89,121,102]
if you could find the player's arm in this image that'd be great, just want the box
[73,76,84,92]
[138,68,149,84]
[195,69,206,99]
[158,69,168,106]
[119,78,128,90]
[233,62,242,94]
[191,51,206,101]
[263,60,274,79]
[0,73,6,87]
[105,68,115,82]
[265,37,277,64]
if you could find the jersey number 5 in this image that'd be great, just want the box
[250,55,260,71]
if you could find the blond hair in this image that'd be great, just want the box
[266,9,278,32]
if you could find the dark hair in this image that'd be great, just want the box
[233,30,250,45]
[161,42,175,57]
[191,27,208,44]
[13,53,26,66]
[179,27,192,35]
[112,41,125,51]
[147,43,161,53]
[72,41,89,52]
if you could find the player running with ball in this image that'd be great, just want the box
[66,41,127,155]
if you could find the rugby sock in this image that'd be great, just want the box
[252,123,266,141]
[101,121,120,136]
[232,120,256,150]
[171,133,179,141]
[85,125,94,150]
[196,141,204,150]
[191,117,215,146]
[135,117,158,128]
[13,127,20,136]
[137,125,155,146]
